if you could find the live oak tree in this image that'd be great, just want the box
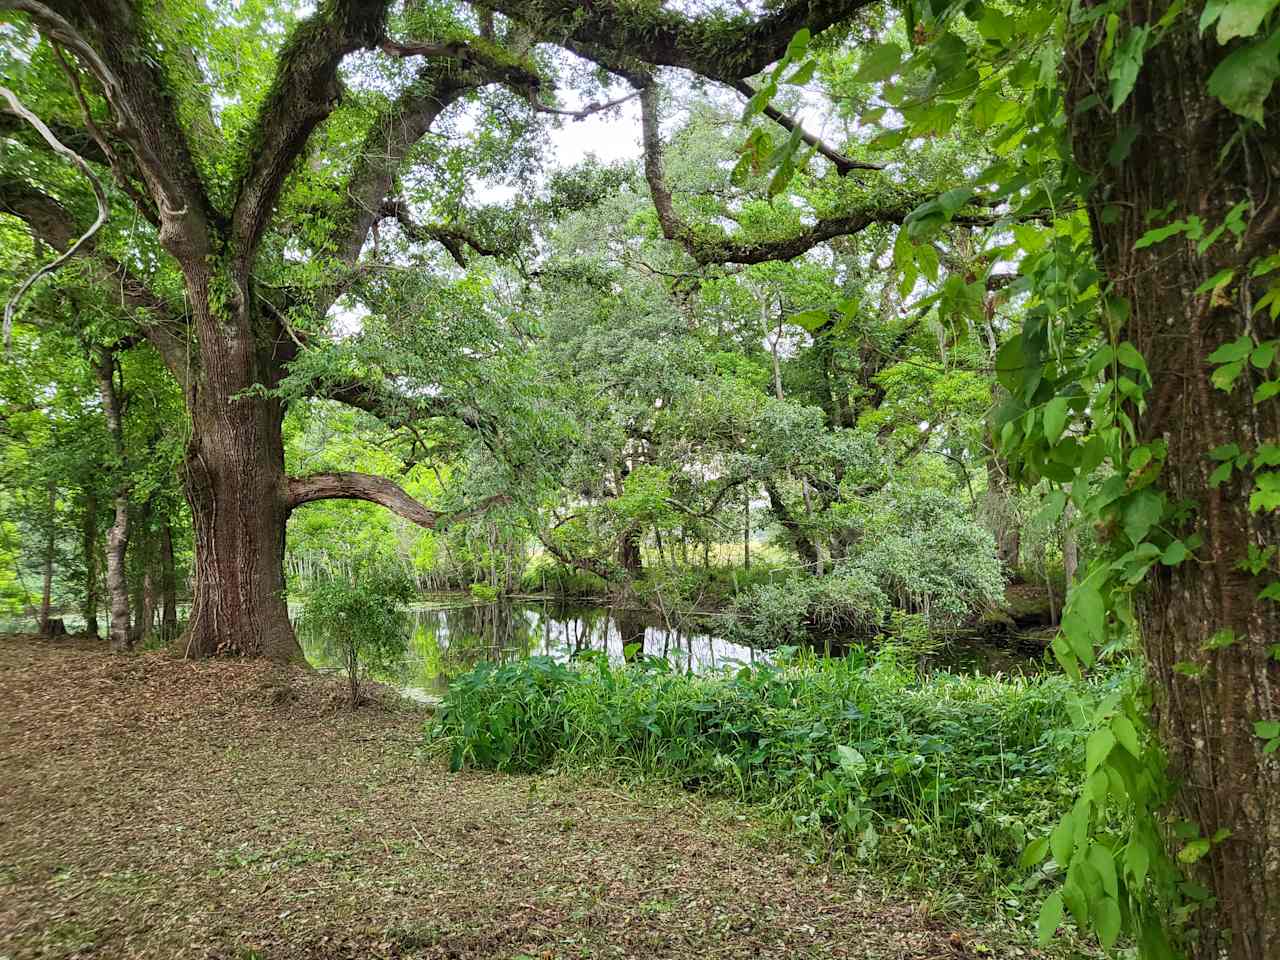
[0,0,918,661]
[2,0,1277,952]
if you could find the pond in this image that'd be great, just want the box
[299,595,1051,702]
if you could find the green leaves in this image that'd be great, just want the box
[1207,28,1280,123]
[1200,0,1280,43]
[1255,719,1280,753]
[1109,27,1151,110]
[854,42,903,83]
[1037,891,1064,946]
[1044,396,1070,444]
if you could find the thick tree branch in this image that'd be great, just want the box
[730,80,881,176]
[229,0,391,267]
[286,471,508,529]
[4,1,214,249]
[640,85,1017,266]
[379,36,542,89]
[487,0,878,82]
[381,198,504,267]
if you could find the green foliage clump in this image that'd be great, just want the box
[847,488,1006,629]
[430,652,1128,898]
[727,570,888,647]
[300,568,413,706]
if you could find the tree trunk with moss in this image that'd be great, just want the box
[1066,4,1280,954]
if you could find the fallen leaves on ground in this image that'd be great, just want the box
[0,635,1034,959]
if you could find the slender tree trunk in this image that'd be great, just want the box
[743,495,751,570]
[94,353,132,651]
[159,521,177,641]
[1066,6,1280,954]
[1062,503,1078,591]
[38,482,54,635]
[765,481,820,569]
[81,491,99,637]
[141,564,158,643]
[619,526,644,580]
[985,453,1021,574]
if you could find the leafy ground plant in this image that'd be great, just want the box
[430,648,1135,910]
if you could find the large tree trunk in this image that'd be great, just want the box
[177,272,299,662]
[1066,6,1280,955]
[181,375,297,661]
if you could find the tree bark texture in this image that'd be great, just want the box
[1066,5,1280,955]
[94,353,131,651]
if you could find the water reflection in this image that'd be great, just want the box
[304,599,759,700]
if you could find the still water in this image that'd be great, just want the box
[299,596,1048,702]
[302,598,759,701]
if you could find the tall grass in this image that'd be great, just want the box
[428,649,1131,902]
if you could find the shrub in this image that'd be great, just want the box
[845,487,1006,631]
[726,570,889,647]
[300,569,413,706]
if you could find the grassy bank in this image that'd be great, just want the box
[1,635,1047,959]
[430,648,1131,923]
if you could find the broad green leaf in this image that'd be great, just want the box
[784,59,817,85]
[1134,220,1187,248]
[1195,268,1235,294]
[1021,835,1051,868]
[1208,29,1280,123]
[1087,843,1118,900]
[1127,839,1151,888]
[1044,396,1070,444]
[1124,490,1163,544]
[1109,27,1150,110]
[1095,896,1122,949]
[1086,728,1116,773]
[1112,714,1142,756]
[1037,891,1064,947]
[1203,0,1280,42]
[855,43,903,83]
[1209,335,1254,363]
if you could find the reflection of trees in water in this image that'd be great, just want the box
[390,599,755,692]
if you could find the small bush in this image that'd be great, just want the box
[726,570,889,646]
[300,569,412,706]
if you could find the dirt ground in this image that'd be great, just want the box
[0,635,1030,959]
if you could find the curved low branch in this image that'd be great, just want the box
[286,471,508,529]
[0,84,107,348]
